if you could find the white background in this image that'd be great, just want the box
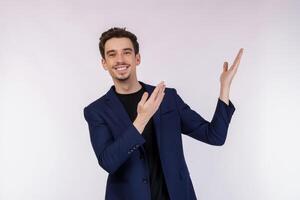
[1,0,299,199]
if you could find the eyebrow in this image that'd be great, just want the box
[106,48,133,55]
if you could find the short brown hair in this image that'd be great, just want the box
[99,27,139,59]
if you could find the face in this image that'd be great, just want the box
[101,37,141,82]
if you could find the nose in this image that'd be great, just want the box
[116,53,125,63]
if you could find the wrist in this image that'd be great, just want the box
[135,114,149,125]
[219,85,230,105]
[133,114,149,134]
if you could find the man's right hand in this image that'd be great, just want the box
[133,81,166,134]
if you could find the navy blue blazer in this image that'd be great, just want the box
[83,81,235,200]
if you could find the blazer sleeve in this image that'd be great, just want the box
[83,107,146,174]
[172,88,236,146]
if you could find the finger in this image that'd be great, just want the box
[154,85,166,108]
[139,92,148,105]
[150,81,165,101]
[155,91,165,108]
[231,48,244,68]
[155,84,165,102]
[235,49,243,67]
[232,49,243,73]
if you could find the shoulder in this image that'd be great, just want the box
[83,94,107,115]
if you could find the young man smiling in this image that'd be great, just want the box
[83,27,243,200]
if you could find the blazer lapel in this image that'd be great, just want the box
[104,81,162,149]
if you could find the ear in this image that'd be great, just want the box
[101,58,108,71]
[135,53,141,65]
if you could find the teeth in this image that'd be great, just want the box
[116,66,128,71]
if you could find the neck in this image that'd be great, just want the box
[113,79,142,94]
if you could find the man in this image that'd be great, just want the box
[83,27,243,200]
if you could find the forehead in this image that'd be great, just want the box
[104,37,134,52]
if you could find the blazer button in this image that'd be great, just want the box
[128,149,133,154]
[142,178,148,184]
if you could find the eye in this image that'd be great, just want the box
[108,54,115,57]
[125,51,131,55]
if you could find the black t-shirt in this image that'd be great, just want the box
[115,84,170,200]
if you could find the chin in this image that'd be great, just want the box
[116,75,130,81]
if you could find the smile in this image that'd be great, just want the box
[115,65,129,71]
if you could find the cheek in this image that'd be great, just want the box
[132,59,139,66]
[106,60,115,66]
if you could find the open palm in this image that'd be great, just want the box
[220,48,244,87]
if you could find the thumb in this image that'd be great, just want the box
[223,62,228,72]
[139,92,148,104]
